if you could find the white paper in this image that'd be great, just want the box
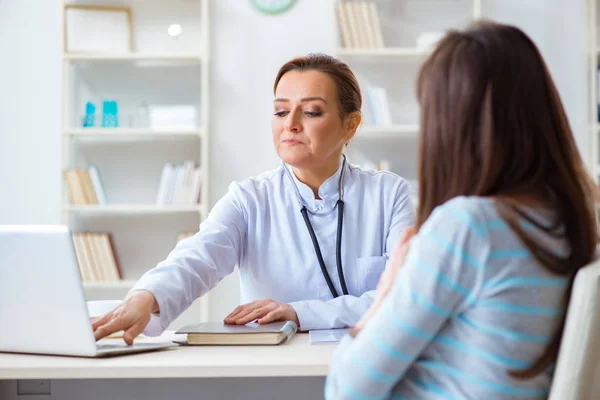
[309,328,350,345]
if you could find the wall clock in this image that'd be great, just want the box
[249,0,297,15]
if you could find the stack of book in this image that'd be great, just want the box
[156,161,203,205]
[336,1,384,49]
[362,85,393,126]
[71,232,121,282]
[64,166,107,205]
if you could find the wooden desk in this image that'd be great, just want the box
[0,332,337,380]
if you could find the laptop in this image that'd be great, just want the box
[0,225,174,357]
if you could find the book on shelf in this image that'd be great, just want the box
[336,1,384,49]
[362,86,392,126]
[72,232,122,283]
[64,166,107,205]
[156,161,203,205]
[174,321,298,346]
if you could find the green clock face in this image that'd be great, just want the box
[249,0,296,15]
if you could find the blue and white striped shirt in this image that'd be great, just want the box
[325,196,568,400]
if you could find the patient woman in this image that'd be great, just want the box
[325,21,598,399]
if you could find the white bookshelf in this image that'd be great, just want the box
[64,53,202,63]
[59,0,211,327]
[65,128,204,140]
[334,0,482,181]
[336,47,428,57]
[63,204,206,215]
[83,280,138,290]
[356,124,419,139]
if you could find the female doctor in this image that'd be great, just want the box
[93,53,415,344]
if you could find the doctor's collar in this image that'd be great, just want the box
[283,155,347,211]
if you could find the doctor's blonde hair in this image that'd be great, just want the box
[273,53,362,120]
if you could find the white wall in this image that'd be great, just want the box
[0,0,590,321]
[482,0,590,160]
[208,0,336,319]
[0,0,61,224]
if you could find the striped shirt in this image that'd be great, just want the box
[325,196,569,400]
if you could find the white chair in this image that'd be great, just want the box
[548,257,600,399]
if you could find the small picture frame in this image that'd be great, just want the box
[64,5,134,53]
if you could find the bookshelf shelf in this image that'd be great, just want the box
[336,47,428,57]
[63,204,206,215]
[64,128,204,140]
[59,0,211,326]
[83,280,138,290]
[64,53,202,64]
[356,124,419,139]
[334,0,481,182]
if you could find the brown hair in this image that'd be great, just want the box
[416,21,598,378]
[273,53,362,119]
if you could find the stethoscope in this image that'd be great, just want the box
[282,155,349,298]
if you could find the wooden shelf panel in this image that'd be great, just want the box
[64,53,202,64]
[65,128,203,140]
[355,124,419,139]
[83,280,137,290]
[63,204,206,215]
[336,47,428,57]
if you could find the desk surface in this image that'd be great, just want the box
[0,332,337,379]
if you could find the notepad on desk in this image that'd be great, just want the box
[174,321,298,346]
[309,328,350,345]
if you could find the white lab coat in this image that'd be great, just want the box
[133,158,415,333]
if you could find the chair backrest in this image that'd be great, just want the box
[548,257,600,399]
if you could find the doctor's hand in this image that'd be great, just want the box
[224,299,300,327]
[352,226,416,336]
[91,290,158,345]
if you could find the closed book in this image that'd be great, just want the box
[368,2,384,48]
[343,3,360,49]
[175,321,297,346]
[77,169,98,204]
[189,167,203,204]
[336,2,352,48]
[64,170,86,204]
[88,166,108,205]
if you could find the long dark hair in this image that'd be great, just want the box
[416,20,598,378]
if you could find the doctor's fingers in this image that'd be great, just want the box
[224,299,272,322]
[256,306,288,324]
[94,314,137,341]
[233,304,277,325]
[91,312,113,331]
[224,301,258,321]
[122,318,150,345]
[224,305,248,322]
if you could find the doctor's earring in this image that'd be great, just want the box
[345,141,349,147]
